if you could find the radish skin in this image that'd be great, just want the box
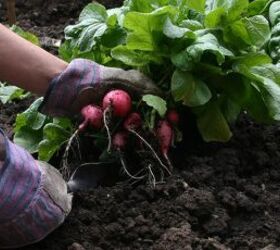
[79,105,103,131]
[124,112,142,130]
[156,120,173,170]
[112,131,128,150]
[102,90,132,117]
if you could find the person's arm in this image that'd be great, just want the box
[0,24,67,95]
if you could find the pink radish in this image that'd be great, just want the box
[156,120,173,170]
[102,90,132,117]
[63,105,103,177]
[79,105,103,131]
[123,112,142,130]
[112,131,128,151]
[167,110,179,125]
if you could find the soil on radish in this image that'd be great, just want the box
[1,0,280,249]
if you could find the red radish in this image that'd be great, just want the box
[112,131,128,150]
[167,110,179,125]
[63,104,103,177]
[124,112,142,130]
[79,105,103,131]
[156,120,173,170]
[102,90,132,117]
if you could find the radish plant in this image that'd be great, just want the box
[13,0,280,185]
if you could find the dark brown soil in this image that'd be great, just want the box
[1,1,280,250]
[0,0,123,38]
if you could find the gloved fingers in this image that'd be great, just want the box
[101,66,163,97]
[38,161,73,215]
[70,87,101,116]
[39,59,101,118]
[125,69,163,96]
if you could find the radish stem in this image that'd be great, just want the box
[103,106,112,153]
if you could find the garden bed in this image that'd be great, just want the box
[1,0,280,249]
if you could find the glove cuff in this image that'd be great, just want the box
[0,129,41,222]
[39,58,101,117]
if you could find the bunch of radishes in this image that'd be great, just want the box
[64,89,179,183]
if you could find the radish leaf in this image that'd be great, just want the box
[142,94,167,117]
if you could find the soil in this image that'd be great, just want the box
[1,1,280,250]
[0,0,123,39]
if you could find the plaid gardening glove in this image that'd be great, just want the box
[39,58,161,117]
[0,130,72,249]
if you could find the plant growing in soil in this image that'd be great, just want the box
[13,0,280,184]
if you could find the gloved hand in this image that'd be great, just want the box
[39,59,161,117]
[0,131,72,248]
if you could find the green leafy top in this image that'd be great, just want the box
[14,98,72,161]
[0,82,29,104]
[59,0,278,142]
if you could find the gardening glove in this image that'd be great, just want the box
[0,130,72,249]
[39,58,161,117]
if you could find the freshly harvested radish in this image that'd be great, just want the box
[123,112,142,130]
[112,131,128,151]
[102,90,132,117]
[156,120,173,170]
[62,105,104,178]
[156,120,173,156]
[79,105,103,131]
[167,110,179,125]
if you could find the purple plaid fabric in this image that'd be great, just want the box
[39,58,101,117]
[0,131,68,248]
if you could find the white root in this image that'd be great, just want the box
[128,129,171,175]
[61,128,79,179]
[147,164,156,188]
[103,106,112,153]
[75,135,82,160]
[119,152,145,180]
[164,154,174,172]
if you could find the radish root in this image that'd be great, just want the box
[128,128,171,175]
[119,152,145,180]
[62,128,79,179]
[104,106,113,153]
[164,154,174,172]
[147,164,156,188]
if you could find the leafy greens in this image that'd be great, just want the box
[59,0,278,142]
[14,0,280,161]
